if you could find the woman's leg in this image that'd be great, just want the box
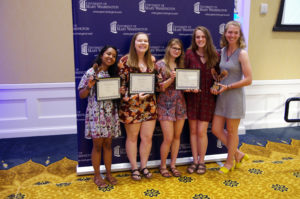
[139,120,156,169]
[224,118,240,168]
[160,120,174,169]
[103,138,117,185]
[212,115,245,162]
[197,121,209,164]
[170,119,185,167]
[188,119,199,165]
[125,123,141,178]
[92,138,107,187]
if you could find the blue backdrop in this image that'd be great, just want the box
[72,0,233,169]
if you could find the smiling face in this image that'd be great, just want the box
[134,33,149,54]
[101,47,117,67]
[195,29,206,49]
[169,43,182,59]
[225,24,241,45]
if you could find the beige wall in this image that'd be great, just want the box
[0,0,299,84]
[248,0,300,80]
[0,0,74,84]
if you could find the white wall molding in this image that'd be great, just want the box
[0,80,299,138]
[0,83,77,138]
[244,79,300,129]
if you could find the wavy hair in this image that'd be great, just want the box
[220,21,246,49]
[127,32,154,71]
[189,26,219,68]
[163,38,185,76]
[93,45,118,77]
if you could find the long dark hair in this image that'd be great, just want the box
[93,45,119,77]
[189,26,219,69]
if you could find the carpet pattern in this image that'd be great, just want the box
[1,140,300,199]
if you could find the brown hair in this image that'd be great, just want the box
[127,32,154,71]
[189,26,219,68]
[220,21,246,49]
[163,38,185,76]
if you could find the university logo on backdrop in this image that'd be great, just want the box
[110,21,148,35]
[167,22,194,36]
[138,0,178,15]
[81,43,103,56]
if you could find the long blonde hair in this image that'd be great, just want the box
[220,21,246,49]
[127,32,154,71]
[163,38,185,76]
[189,26,219,68]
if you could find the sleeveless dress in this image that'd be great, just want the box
[118,56,157,124]
[184,49,216,122]
[214,47,245,119]
[78,68,121,139]
[155,60,187,121]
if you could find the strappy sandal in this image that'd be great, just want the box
[94,176,108,188]
[159,167,171,178]
[140,167,152,179]
[131,169,141,181]
[187,163,198,174]
[105,175,118,185]
[170,167,181,177]
[196,163,206,174]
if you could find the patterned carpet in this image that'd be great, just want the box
[1,139,300,199]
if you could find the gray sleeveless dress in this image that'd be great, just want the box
[214,47,245,119]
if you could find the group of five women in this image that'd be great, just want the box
[78,21,252,187]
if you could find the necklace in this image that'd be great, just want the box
[139,63,147,72]
[226,48,237,61]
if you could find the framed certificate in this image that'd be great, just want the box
[129,73,155,94]
[96,77,121,101]
[175,69,200,90]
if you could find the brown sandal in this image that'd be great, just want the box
[131,169,141,181]
[170,167,181,177]
[105,175,118,185]
[159,167,171,178]
[187,163,197,174]
[196,163,206,174]
[140,167,152,179]
[94,176,108,188]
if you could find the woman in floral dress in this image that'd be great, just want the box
[156,38,187,177]
[118,32,157,181]
[78,45,121,187]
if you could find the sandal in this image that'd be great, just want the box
[94,176,108,188]
[131,169,141,181]
[170,167,181,177]
[196,163,206,175]
[105,175,118,185]
[140,167,152,179]
[159,167,171,178]
[187,163,197,174]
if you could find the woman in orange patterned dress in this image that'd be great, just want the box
[118,32,157,181]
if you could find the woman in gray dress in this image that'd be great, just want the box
[211,21,252,173]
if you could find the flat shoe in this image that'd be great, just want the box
[196,163,206,175]
[105,175,118,185]
[170,167,181,177]
[94,176,108,188]
[141,167,152,179]
[159,167,171,178]
[131,169,141,181]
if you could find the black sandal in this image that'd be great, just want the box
[131,169,141,181]
[140,167,152,179]
[196,163,206,174]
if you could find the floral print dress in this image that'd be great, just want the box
[155,60,187,121]
[78,68,121,139]
[118,56,157,124]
